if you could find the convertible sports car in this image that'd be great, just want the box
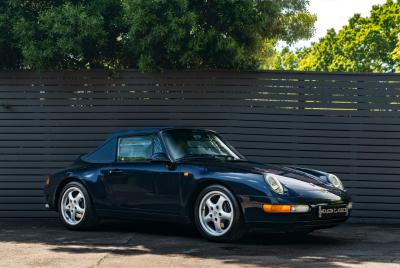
[44,128,352,242]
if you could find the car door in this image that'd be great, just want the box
[150,135,182,214]
[101,134,181,215]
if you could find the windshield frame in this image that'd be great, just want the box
[160,129,246,161]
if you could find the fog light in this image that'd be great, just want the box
[291,205,311,213]
[262,204,310,213]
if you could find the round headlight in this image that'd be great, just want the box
[264,174,284,194]
[328,174,344,190]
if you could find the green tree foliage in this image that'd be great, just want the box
[0,0,315,71]
[273,47,311,70]
[276,0,400,72]
[123,0,316,70]
[392,36,400,71]
[0,2,21,68]
[122,0,197,71]
[11,0,125,69]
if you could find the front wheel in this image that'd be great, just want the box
[194,184,245,242]
[58,181,98,230]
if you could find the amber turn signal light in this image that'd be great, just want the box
[263,204,291,213]
[44,176,51,187]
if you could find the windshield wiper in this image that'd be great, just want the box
[176,154,222,161]
[176,154,235,161]
[211,154,236,161]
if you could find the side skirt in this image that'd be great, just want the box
[96,209,191,224]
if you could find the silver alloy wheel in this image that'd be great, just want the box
[60,186,86,226]
[198,190,234,237]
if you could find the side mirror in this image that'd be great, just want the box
[151,152,170,162]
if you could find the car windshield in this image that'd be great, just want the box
[162,129,243,161]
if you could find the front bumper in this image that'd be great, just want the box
[245,207,350,232]
[240,194,351,232]
[247,216,348,233]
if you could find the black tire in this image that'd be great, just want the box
[58,181,98,230]
[194,184,245,242]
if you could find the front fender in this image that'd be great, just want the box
[180,168,272,221]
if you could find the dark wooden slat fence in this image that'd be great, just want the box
[0,70,399,222]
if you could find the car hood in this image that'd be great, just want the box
[186,159,340,194]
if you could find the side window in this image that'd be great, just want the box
[117,135,152,162]
[153,135,163,154]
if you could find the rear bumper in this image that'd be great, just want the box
[43,185,57,210]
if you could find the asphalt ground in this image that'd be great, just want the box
[0,219,399,268]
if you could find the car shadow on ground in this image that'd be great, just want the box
[0,219,399,267]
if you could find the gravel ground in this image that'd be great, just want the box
[0,219,399,268]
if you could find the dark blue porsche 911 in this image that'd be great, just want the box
[44,128,352,242]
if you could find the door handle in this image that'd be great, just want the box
[105,169,126,175]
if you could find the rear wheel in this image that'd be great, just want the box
[194,185,245,242]
[58,181,98,230]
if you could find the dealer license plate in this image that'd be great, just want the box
[318,205,348,219]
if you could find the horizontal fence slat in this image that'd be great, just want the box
[0,197,45,204]
[0,190,45,197]
[2,99,399,110]
[350,210,400,219]
[0,204,47,211]
[352,195,400,203]
[0,211,57,218]
[347,188,400,196]
[0,182,44,189]
[3,135,400,147]
[2,90,400,104]
[3,106,400,118]
[353,203,400,211]
[4,112,400,126]
[2,120,400,133]
[2,128,400,140]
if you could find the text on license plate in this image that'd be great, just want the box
[318,206,348,218]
